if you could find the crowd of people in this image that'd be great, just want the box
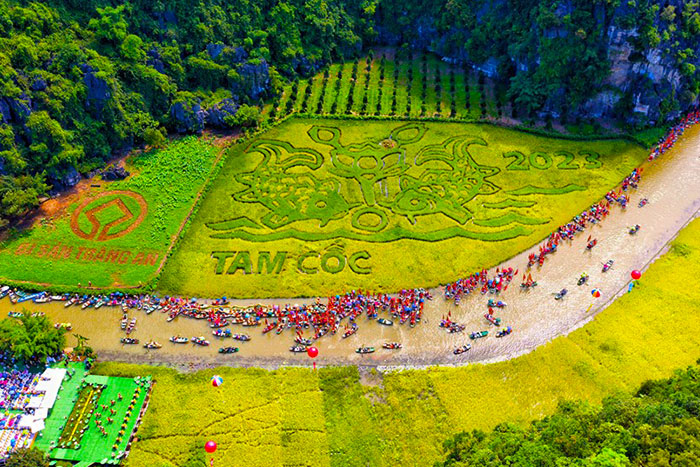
[204,289,431,340]
[648,109,700,160]
[444,268,516,304]
[526,167,642,269]
[0,369,39,411]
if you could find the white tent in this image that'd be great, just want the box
[17,414,44,433]
[33,368,66,409]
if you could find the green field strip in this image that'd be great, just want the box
[423,55,439,116]
[454,69,469,118]
[484,77,499,117]
[380,60,395,115]
[409,56,423,118]
[366,57,381,115]
[440,63,453,117]
[322,64,341,114]
[350,60,367,114]
[395,60,410,116]
[307,75,324,114]
[335,62,354,115]
[292,80,308,112]
[468,72,482,118]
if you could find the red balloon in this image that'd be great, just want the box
[307,346,319,358]
[631,270,641,280]
[205,441,217,453]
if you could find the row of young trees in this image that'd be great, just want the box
[274,52,506,121]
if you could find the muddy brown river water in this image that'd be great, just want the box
[2,126,700,370]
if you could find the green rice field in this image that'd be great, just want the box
[0,137,220,291]
[97,216,700,466]
[159,117,646,298]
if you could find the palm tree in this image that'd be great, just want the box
[73,334,89,354]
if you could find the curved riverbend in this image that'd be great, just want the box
[3,126,700,369]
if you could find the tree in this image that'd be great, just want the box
[0,310,65,363]
[225,104,261,128]
[120,34,146,62]
[6,447,49,467]
[89,5,128,44]
[143,127,167,149]
[72,333,94,358]
[0,174,50,220]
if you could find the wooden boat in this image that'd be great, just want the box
[169,336,189,344]
[262,322,277,334]
[602,260,614,272]
[94,299,105,309]
[496,326,513,338]
[232,334,251,342]
[377,318,393,326]
[7,311,22,318]
[126,318,137,334]
[342,324,358,339]
[54,323,72,331]
[219,347,239,354]
[487,299,507,308]
[212,329,231,338]
[143,341,162,349]
[120,318,128,330]
[33,294,51,304]
[191,336,210,346]
[0,286,9,299]
[447,323,465,333]
[294,336,313,346]
[120,338,139,345]
[453,344,472,355]
[484,314,501,326]
[289,345,307,353]
[81,298,95,309]
[382,342,402,350]
[18,292,41,303]
[209,320,229,329]
[65,297,78,308]
[469,331,488,340]
[31,312,45,318]
[356,346,375,354]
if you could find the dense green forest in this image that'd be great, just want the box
[0,0,698,226]
[438,363,700,466]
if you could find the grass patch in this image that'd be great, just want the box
[0,137,219,290]
[159,116,645,298]
[36,363,152,465]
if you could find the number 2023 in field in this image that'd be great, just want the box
[503,150,602,170]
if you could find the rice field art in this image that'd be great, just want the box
[160,118,647,298]
[0,137,220,291]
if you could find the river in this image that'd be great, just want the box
[2,126,700,370]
